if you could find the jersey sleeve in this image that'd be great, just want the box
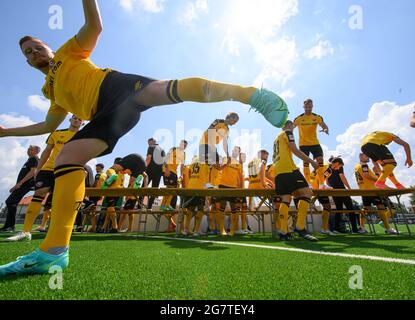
[47,103,68,116]
[317,115,324,125]
[285,131,295,143]
[56,36,92,59]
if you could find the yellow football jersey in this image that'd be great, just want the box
[247,158,264,186]
[42,129,76,171]
[199,119,229,147]
[220,158,242,188]
[43,37,110,121]
[187,162,211,189]
[362,131,397,146]
[182,165,191,189]
[294,113,324,146]
[267,165,275,180]
[164,147,186,175]
[355,163,377,190]
[273,131,298,176]
[105,168,125,189]
[210,166,222,187]
[94,172,107,188]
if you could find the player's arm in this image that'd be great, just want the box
[393,137,413,167]
[0,113,66,138]
[339,173,351,189]
[259,164,267,188]
[361,165,377,182]
[76,0,103,52]
[288,139,318,170]
[319,120,329,135]
[11,167,37,192]
[36,144,54,174]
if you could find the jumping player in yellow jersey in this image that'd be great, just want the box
[293,99,329,185]
[273,121,319,242]
[361,131,412,189]
[4,115,84,242]
[182,158,211,237]
[355,153,398,235]
[199,113,239,165]
[0,0,289,277]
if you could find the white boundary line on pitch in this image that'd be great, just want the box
[140,235,415,266]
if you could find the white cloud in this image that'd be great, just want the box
[252,37,298,87]
[280,89,296,100]
[119,0,165,13]
[323,101,415,196]
[178,0,209,26]
[27,95,50,112]
[220,0,299,88]
[304,39,334,60]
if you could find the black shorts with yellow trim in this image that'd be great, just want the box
[123,198,138,210]
[361,143,395,162]
[317,196,330,206]
[182,196,205,211]
[163,172,178,187]
[299,145,323,159]
[362,196,384,208]
[274,170,309,196]
[218,185,242,210]
[106,197,121,208]
[70,71,157,157]
[34,170,55,191]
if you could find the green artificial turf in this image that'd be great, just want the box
[0,229,414,300]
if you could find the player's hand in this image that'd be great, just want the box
[0,125,8,138]
[320,128,329,135]
[310,160,319,171]
[406,158,413,168]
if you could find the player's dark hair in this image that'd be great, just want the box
[19,36,47,49]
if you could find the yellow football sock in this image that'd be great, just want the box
[216,211,226,235]
[322,210,330,231]
[23,196,44,232]
[360,211,366,227]
[128,214,134,232]
[89,215,97,232]
[40,209,51,228]
[183,211,192,232]
[107,207,118,230]
[229,213,239,236]
[377,164,395,184]
[316,166,325,186]
[303,166,311,184]
[379,210,391,229]
[296,199,310,231]
[40,165,85,254]
[279,203,289,234]
[118,213,127,230]
[241,210,247,230]
[176,78,256,104]
[209,211,216,230]
[194,211,203,233]
[164,196,173,207]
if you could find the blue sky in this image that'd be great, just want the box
[0,0,414,198]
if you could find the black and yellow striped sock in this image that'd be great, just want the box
[23,196,45,232]
[40,165,85,255]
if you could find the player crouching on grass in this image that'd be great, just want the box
[272,121,319,242]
